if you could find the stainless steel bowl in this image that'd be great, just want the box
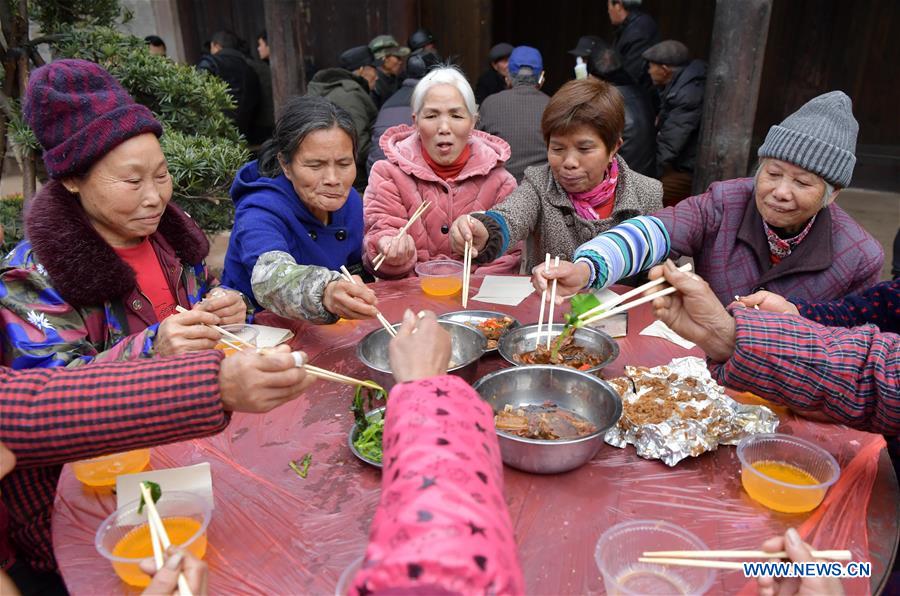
[348,407,384,468]
[357,320,487,389]
[473,366,623,473]
[498,323,619,373]
[438,310,521,352]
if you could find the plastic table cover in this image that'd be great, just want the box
[52,277,899,594]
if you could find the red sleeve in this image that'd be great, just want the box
[708,309,900,434]
[352,375,524,595]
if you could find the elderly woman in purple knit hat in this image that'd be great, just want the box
[535,91,884,305]
[0,59,247,369]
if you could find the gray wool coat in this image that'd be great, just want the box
[476,156,663,271]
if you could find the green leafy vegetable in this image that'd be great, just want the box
[353,417,385,463]
[570,292,602,318]
[552,293,602,360]
[289,453,313,479]
[352,384,387,434]
[138,481,161,514]
[351,383,387,463]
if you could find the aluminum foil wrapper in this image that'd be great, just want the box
[604,357,779,466]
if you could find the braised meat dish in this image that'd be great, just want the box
[494,402,597,440]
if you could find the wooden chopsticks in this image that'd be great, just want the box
[638,548,853,570]
[545,256,561,348]
[139,482,194,596]
[373,201,431,271]
[462,216,473,308]
[577,262,694,327]
[339,266,397,337]
[175,305,381,390]
[535,253,551,344]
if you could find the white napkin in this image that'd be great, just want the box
[251,324,294,348]
[639,320,696,349]
[471,275,535,306]
[117,462,214,510]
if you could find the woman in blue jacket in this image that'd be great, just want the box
[222,96,377,323]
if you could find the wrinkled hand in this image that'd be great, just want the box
[376,235,416,267]
[389,310,452,383]
[734,291,799,316]
[218,345,315,412]
[647,260,736,362]
[154,309,222,356]
[756,528,844,596]
[323,277,378,319]
[196,288,247,325]
[531,260,591,304]
[140,547,208,596]
[449,215,488,258]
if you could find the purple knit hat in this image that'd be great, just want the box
[23,59,163,179]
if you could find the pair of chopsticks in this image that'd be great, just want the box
[575,262,694,327]
[174,306,381,390]
[372,201,431,271]
[338,266,397,337]
[536,253,561,349]
[638,548,853,571]
[462,216,473,308]
[138,482,194,596]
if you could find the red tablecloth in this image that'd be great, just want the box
[52,278,898,594]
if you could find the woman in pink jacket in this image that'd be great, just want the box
[364,67,522,279]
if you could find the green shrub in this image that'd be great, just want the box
[0,194,25,256]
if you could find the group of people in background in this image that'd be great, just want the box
[0,0,896,593]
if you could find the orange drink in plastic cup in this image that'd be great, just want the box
[214,324,258,356]
[95,491,211,587]
[415,260,463,297]
[737,433,840,513]
[72,449,151,488]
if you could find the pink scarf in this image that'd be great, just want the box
[568,159,619,221]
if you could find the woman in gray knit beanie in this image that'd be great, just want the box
[534,90,884,306]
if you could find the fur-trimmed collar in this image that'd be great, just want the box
[25,180,209,307]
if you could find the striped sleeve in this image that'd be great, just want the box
[572,216,670,289]
[708,309,900,435]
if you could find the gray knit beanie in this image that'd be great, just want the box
[758,91,858,187]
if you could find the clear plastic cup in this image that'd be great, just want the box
[595,520,716,595]
[95,491,211,587]
[72,449,151,488]
[334,554,365,596]
[215,323,258,356]
[737,433,840,513]
[415,259,463,296]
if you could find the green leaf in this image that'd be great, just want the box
[570,292,602,317]
[289,453,313,479]
[138,481,161,514]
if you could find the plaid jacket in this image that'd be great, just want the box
[708,309,899,435]
[0,351,228,571]
[0,181,217,369]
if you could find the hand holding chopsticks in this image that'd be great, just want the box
[373,201,430,271]
[462,216,473,308]
[339,266,397,337]
[138,482,194,596]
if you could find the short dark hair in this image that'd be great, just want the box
[258,96,358,178]
[611,0,643,7]
[211,30,239,50]
[257,29,267,42]
[541,78,625,152]
[144,35,165,48]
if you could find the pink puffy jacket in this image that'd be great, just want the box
[364,124,522,279]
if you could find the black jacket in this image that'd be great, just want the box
[197,48,261,139]
[615,82,657,178]
[613,10,659,101]
[656,59,707,175]
[372,69,400,110]
[475,68,507,105]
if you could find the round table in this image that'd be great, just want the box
[52,277,899,594]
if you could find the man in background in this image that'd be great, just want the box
[369,35,410,109]
[478,46,549,182]
[144,35,166,57]
[197,30,261,140]
[474,42,513,105]
[608,0,659,103]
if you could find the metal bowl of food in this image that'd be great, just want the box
[473,366,623,474]
[348,407,384,468]
[357,320,487,389]
[438,310,520,352]
[498,323,619,373]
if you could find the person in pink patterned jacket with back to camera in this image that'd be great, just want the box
[363,66,522,279]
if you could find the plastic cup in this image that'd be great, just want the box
[334,554,365,596]
[95,491,211,587]
[72,449,151,488]
[415,259,464,296]
[215,323,258,356]
[737,433,840,513]
[595,520,716,596]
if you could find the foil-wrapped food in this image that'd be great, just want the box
[604,357,779,466]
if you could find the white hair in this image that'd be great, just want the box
[754,159,835,207]
[411,66,477,117]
